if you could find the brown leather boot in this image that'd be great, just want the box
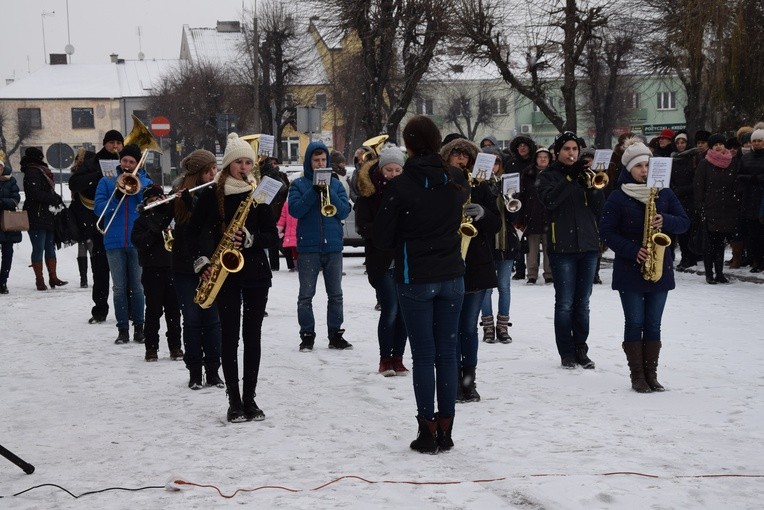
[622,342,652,393]
[729,242,744,269]
[31,262,47,290]
[45,258,68,288]
[643,341,665,392]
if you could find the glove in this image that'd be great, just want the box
[180,189,193,209]
[566,159,586,181]
[313,184,326,194]
[464,203,485,221]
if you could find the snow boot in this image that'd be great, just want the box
[575,344,595,369]
[622,342,652,393]
[481,315,496,343]
[459,367,480,403]
[392,356,409,375]
[243,380,265,421]
[410,416,438,454]
[114,329,129,344]
[32,262,47,291]
[378,357,396,377]
[299,331,315,352]
[77,256,89,287]
[133,323,145,343]
[205,363,225,388]
[496,315,513,344]
[188,367,203,390]
[435,413,454,451]
[729,241,744,269]
[45,258,67,288]
[226,383,249,423]
[643,341,665,392]
[328,329,353,350]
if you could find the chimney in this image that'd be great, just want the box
[216,21,240,33]
[49,53,68,65]
[110,53,119,64]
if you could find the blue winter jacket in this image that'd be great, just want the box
[93,167,152,250]
[599,170,689,293]
[287,141,350,253]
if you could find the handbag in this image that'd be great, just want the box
[0,209,29,232]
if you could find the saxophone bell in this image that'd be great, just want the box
[162,228,174,252]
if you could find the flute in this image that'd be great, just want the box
[136,181,215,213]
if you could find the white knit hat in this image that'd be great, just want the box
[221,132,257,170]
[621,138,652,172]
[751,129,764,142]
[378,144,405,170]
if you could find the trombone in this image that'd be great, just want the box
[96,149,150,235]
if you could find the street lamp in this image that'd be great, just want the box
[41,10,55,64]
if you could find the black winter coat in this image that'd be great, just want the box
[131,203,174,269]
[670,148,700,214]
[463,179,499,292]
[374,153,469,285]
[535,160,604,254]
[69,147,118,240]
[736,149,764,220]
[354,160,395,286]
[518,164,547,235]
[0,166,23,243]
[21,161,62,231]
[694,157,739,233]
[187,184,278,288]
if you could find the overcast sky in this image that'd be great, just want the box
[0,0,252,85]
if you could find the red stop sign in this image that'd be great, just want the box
[150,116,170,137]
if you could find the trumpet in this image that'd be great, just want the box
[318,183,337,217]
[580,164,609,189]
[95,149,150,235]
[503,191,522,212]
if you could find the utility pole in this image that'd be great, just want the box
[252,1,261,133]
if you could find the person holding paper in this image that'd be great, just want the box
[288,141,352,352]
[69,129,123,323]
[187,133,278,422]
[535,132,604,369]
[519,147,552,285]
[599,138,689,392]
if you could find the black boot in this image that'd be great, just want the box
[77,256,88,288]
[435,413,454,451]
[622,342,652,393]
[643,341,665,392]
[410,416,438,454]
[575,344,595,369]
[226,383,249,423]
[133,324,145,343]
[243,381,265,421]
[299,331,315,352]
[114,329,129,344]
[328,329,353,350]
[0,283,8,294]
[205,363,225,388]
[460,367,480,403]
[188,367,203,390]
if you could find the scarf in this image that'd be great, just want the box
[621,183,651,204]
[705,148,733,169]
[216,172,254,196]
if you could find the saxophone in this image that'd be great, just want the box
[642,187,672,282]
[194,177,259,309]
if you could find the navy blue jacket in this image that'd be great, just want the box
[0,165,23,243]
[599,172,690,293]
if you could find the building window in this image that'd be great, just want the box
[657,91,676,110]
[628,93,640,109]
[416,98,434,116]
[72,108,95,129]
[490,97,508,115]
[280,137,300,163]
[17,108,42,129]
[315,93,327,110]
[285,94,294,107]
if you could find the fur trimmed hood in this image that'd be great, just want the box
[439,138,480,169]
[509,135,538,161]
[356,159,379,199]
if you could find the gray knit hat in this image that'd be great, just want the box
[378,145,405,170]
[621,138,651,172]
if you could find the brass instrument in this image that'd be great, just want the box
[357,134,389,164]
[580,163,609,189]
[124,114,162,154]
[162,227,174,252]
[642,187,672,282]
[194,176,260,309]
[459,171,480,260]
[319,182,337,217]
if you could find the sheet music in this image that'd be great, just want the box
[472,153,496,182]
[312,167,332,187]
[99,160,119,178]
[252,175,284,205]
[501,173,520,195]
[592,149,613,170]
[647,157,672,189]
[258,135,275,157]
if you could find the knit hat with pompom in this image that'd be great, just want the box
[621,138,651,172]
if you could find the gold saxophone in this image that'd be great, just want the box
[193,177,260,309]
[459,170,479,260]
[642,187,672,282]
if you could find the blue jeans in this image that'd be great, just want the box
[28,229,56,263]
[297,252,343,335]
[481,259,514,317]
[174,272,221,371]
[459,290,486,370]
[373,268,408,358]
[105,248,144,330]
[549,251,598,359]
[397,277,464,420]
[618,290,669,342]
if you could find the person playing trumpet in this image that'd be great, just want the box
[536,132,604,369]
[94,143,153,345]
[131,185,182,362]
[287,141,352,352]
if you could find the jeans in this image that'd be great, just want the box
[397,277,464,420]
[28,229,56,263]
[549,251,598,359]
[297,252,343,335]
[459,290,486,370]
[481,259,513,317]
[618,291,669,342]
[0,242,14,284]
[105,248,144,330]
[373,268,407,358]
[174,272,221,371]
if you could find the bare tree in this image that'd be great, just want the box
[0,107,33,164]
[458,0,609,133]
[318,0,453,142]
[443,88,495,141]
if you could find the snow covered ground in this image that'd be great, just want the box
[1,239,762,509]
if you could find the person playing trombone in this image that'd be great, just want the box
[94,143,152,345]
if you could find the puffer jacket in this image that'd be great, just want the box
[0,165,23,243]
[599,170,689,293]
[355,159,395,286]
[287,141,351,253]
[21,160,62,231]
[93,166,152,249]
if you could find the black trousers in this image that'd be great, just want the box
[217,284,268,393]
[90,234,111,319]
[268,239,295,270]
[703,231,730,277]
[141,267,182,352]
